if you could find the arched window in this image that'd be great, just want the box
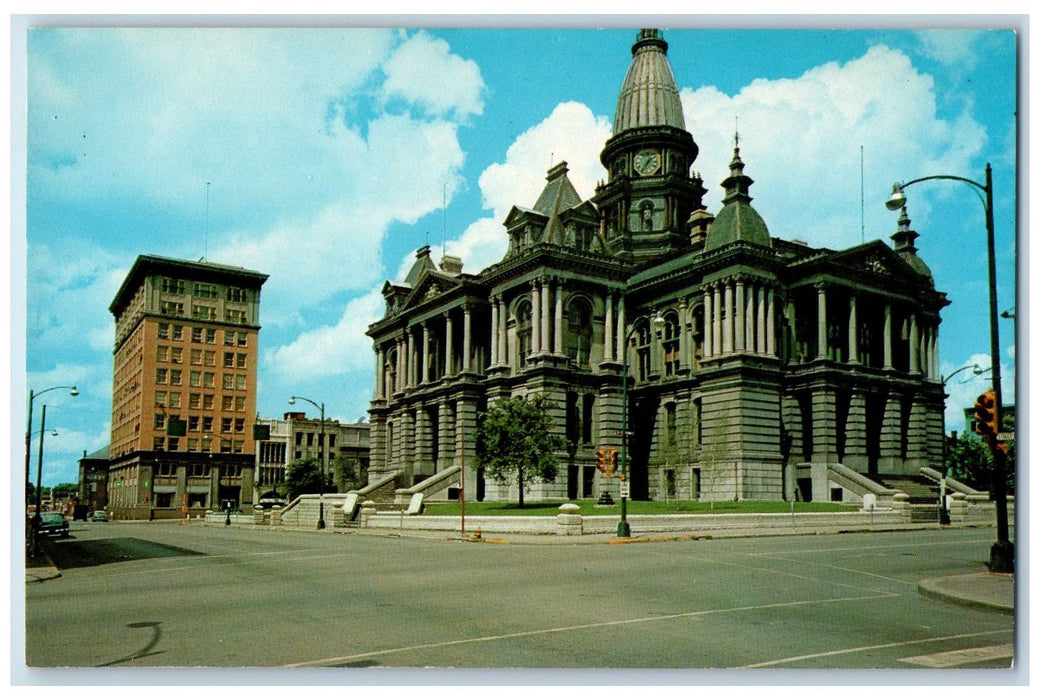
[634,320,653,382]
[565,298,593,366]
[516,301,532,368]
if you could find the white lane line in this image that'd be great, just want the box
[283,592,899,667]
[738,629,1014,668]
[748,554,919,586]
[899,643,1015,668]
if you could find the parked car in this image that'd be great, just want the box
[90,510,108,522]
[37,511,70,538]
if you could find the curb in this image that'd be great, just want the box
[917,574,1014,615]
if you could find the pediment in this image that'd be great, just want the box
[401,269,464,311]
[826,241,918,279]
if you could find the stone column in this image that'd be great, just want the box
[604,291,615,363]
[703,287,713,359]
[848,295,859,364]
[766,287,776,357]
[617,296,626,362]
[498,297,509,367]
[744,281,755,353]
[375,346,385,399]
[541,278,551,354]
[722,280,734,354]
[756,285,766,355]
[816,283,828,359]
[444,312,454,377]
[406,331,415,387]
[909,313,920,374]
[844,390,868,471]
[883,304,893,369]
[422,322,431,384]
[489,297,499,366]
[462,305,472,373]
[735,277,746,352]
[531,281,542,358]
[554,279,564,356]
[679,296,690,370]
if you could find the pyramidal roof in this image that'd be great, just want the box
[613,29,686,134]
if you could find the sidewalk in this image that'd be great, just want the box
[918,571,1015,614]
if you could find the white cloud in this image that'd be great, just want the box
[478,101,612,221]
[681,45,986,250]
[265,288,385,382]
[381,31,486,120]
[914,30,980,69]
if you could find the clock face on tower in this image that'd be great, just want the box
[633,149,661,176]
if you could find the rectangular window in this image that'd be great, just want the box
[191,326,203,343]
[193,283,219,299]
[220,439,232,454]
[223,352,235,368]
[157,323,170,339]
[234,396,246,412]
[236,353,247,368]
[234,418,245,433]
[221,417,233,433]
[190,371,201,387]
[155,391,167,407]
[202,416,214,432]
[188,416,200,432]
[232,440,244,453]
[203,395,214,410]
[226,287,248,302]
[155,413,167,429]
[162,278,185,294]
[156,345,169,362]
[161,301,184,316]
[153,437,165,451]
[201,438,212,453]
[203,372,214,388]
[224,330,235,346]
[204,350,216,366]
[237,332,248,347]
[172,324,183,340]
[156,368,168,384]
[189,393,201,409]
[168,392,181,409]
[190,348,203,365]
[235,374,246,391]
[168,437,180,451]
[187,438,199,452]
[192,305,216,320]
[223,374,235,390]
[169,369,182,385]
[170,347,183,364]
[222,395,234,411]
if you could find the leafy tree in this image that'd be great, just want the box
[945,432,1015,496]
[332,454,367,492]
[284,457,332,500]
[476,394,565,507]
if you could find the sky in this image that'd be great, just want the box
[15,16,1021,487]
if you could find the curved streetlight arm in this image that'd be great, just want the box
[25,385,77,509]
[289,395,327,529]
[941,363,982,386]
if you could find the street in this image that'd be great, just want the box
[22,519,1015,676]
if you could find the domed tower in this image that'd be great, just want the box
[704,132,772,252]
[594,28,707,265]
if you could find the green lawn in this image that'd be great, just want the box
[421,499,859,517]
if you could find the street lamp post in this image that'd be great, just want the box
[886,163,1013,572]
[290,396,327,530]
[25,385,77,509]
[30,405,51,557]
[618,311,665,537]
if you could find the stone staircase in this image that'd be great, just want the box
[873,473,942,523]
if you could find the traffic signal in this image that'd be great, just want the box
[596,447,606,472]
[605,447,618,478]
[973,388,998,436]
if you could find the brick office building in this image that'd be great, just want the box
[107,255,268,518]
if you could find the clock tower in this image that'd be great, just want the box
[594,29,706,266]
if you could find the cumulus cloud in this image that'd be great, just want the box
[914,30,981,69]
[681,45,986,250]
[381,30,486,120]
[265,287,385,382]
[478,101,612,222]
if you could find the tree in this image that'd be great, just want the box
[284,458,331,500]
[476,394,565,507]
[332,454,366,493]
[945,432,1015,496]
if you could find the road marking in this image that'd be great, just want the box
[738,629,1013,668]
[899,644,1015,668]
[283,591,899,667]
[743,538,995,558]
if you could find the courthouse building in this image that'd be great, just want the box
[107,255,268,518]
[365,29,947,503]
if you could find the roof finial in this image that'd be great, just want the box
[734,117,740,154]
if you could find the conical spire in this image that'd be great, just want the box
[890,205,933,278]
[613,29,686,134]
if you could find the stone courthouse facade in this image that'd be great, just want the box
[365,29,948,504]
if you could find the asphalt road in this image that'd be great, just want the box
[22,519,1016,678]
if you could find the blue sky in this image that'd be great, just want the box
[16,19,1020,487]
